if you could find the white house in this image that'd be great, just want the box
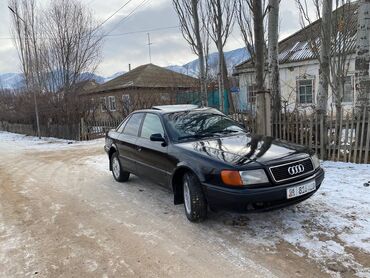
[234,2,360,115]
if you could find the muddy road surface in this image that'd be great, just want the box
[0,137,367,277]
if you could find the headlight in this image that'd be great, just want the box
[220,169,269,186]
[239,169,269,185]
[311,154,320,169]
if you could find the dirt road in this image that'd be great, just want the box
[0,136,367,277]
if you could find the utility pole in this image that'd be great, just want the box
[147,33,152,63]
[8,6,41,139]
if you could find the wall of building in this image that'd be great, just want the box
[82,88,193,121]
[238,56,358,115]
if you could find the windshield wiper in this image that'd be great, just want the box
[210,129,239,134]
[178,133,216,140]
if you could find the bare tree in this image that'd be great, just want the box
[317,0,332,116]
[42,0,103,94]
[206,0,235,113]
[236,0,255,63]
[173,0,210,106]
[355,0,370,110]
[296,1,354,117]
[296,0,358,157]
[330,1,355,122]
[9,0,42,137]
[267,0,281,119]
[10,0,103,127]
[296,0,332,158]
[252,0,271,135]
[235,0,268,65]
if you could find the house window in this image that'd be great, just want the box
[247,85,256,104]
[108,96,116,111]
[343,76,354,103]
[100,97,107,112]
[122,94,131,105]
[297,79,314,104]
[160,93,170,103]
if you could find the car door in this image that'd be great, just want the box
[116,112,144,174]
[135,113,174,187]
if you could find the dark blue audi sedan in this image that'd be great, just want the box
[105,105,324,222]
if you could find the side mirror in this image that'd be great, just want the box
[150,133,166,142]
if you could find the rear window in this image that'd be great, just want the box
[123,113,144,136]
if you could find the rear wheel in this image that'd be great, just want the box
[111,152,130,182]
[183,172,207,222]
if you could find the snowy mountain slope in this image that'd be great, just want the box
[167,47,249,77]
[0,73,25,89]
[0,47,249,89]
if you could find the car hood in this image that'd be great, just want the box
[176,133,312,167]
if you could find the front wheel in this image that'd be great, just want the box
[183,172,207,222]
[111,152,130,182]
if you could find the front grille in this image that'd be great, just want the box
[269,158,314,182]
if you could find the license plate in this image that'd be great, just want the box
[286,181,316,199]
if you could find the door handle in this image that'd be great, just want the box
[137,147,142,152]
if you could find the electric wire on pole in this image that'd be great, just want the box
[147,33,152,63]
[8,5,41,139]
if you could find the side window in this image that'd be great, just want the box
[141,114,164,139]
[123,113,144,136]
[116,116,130,133]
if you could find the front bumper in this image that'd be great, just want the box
[202,168,325,212]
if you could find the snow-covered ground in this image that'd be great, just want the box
[0,131,104,151]
[1,131,369,277]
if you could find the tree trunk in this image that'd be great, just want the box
[317,0,332,114]
[191,0,207,106]
[268,0,280,121]
[217,39,225,112]
[253,0,271,136]
[355,0,370,110]
[334,78,344,146]
[316,0,332,159]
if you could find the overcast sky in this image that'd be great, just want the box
[0,0,302,77]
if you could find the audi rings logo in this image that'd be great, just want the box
[288,164,305,175]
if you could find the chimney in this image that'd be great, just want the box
[129,64,131,71]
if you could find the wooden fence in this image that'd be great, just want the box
[80,119,121,140]
[4,107,368,164]
[0,121,80,141]
[231,108,370,164]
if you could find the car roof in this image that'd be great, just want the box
[133,105,219,114]
[152,104,199,112]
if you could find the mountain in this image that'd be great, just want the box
[105,71,126,81]
[0,72,109,90]
[166,47,249,77]
[0,73,25,90]
[0,47,249,89]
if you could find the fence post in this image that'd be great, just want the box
[80,117,85,141]
[320,114,325,160]
[364,111,370,163]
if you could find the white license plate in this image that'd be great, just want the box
[286,181,316,199]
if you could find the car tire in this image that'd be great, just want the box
[111,152,130,182]
[183,172,207,222]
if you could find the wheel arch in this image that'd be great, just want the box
[171,165,203,205]
[108,145,118,171]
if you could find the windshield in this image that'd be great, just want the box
[164,109,245,142]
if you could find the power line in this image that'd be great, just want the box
[0,25,180,40]
[94,0,134,31]
[2,0,149,40]
[106,25,179,37]
[104,0,151,37]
